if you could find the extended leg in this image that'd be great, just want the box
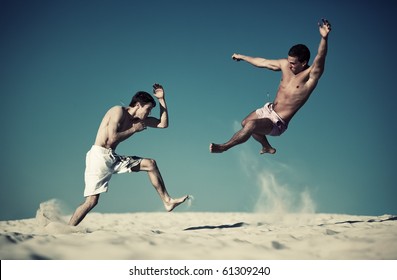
[210,122,254,153]
[68,194,99,226]
[132,159,188,211]
[210,112,274,153]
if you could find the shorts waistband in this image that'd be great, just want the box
[90,145,114,154]
[266,102,286,125]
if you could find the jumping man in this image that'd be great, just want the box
[210,19,332,154]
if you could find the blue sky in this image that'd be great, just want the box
[1,0,396,221]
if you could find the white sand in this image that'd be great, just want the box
[1,200,396,260]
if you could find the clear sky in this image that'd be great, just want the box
[1,0,396,221]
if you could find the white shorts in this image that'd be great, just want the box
[84,145,142,197]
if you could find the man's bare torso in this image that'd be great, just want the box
[94,106,136,150]
[273,60,318,123]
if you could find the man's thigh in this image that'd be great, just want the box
[252,118,274,135]
[242,111,258,126]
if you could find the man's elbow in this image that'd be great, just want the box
[157,123,169,129]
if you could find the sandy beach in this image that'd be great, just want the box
[0,200,396,260]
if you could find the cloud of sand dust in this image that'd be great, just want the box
[35,199,84,234]
[238,149,316,218]
[35,199,66,226]
[254,171,315,214]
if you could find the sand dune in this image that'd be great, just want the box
[1,201,396,260]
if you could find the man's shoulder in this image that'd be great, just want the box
[107,105,124,113]
[110,105,123,110]
[278,58,289,69]
[104,106,125,119]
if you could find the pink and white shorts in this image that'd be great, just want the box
[255,103,288,136]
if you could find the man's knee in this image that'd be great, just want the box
[242,111,258,127]
[143,158,158,171]
[243,119,257,131]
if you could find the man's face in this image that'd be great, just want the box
[136,103,153,120]
[287,56,306,74]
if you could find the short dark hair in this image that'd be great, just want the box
[129,91,156,108]
[288,44,310,63]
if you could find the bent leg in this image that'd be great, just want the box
[131,159,188,212]
[252,134,276,154]
[68,194,100,226]
[243,111,276,154]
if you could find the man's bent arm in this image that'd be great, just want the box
[157,97,168,128]
[146,84,169,128]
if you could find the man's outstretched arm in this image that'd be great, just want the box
[232,53,282,71]
[310,19,332,80]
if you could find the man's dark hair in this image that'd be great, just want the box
[129,91,156,108]
[288,44,310,63]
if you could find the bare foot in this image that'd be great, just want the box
[164,195,190,212]
[209,143,226,153]
[260,146,276,154]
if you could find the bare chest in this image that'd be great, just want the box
[280,71,310,91]
[274,73,315,120]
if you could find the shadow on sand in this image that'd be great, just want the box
[184,222,247,231]
[183,216,397,231]
[319,215,397,226]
